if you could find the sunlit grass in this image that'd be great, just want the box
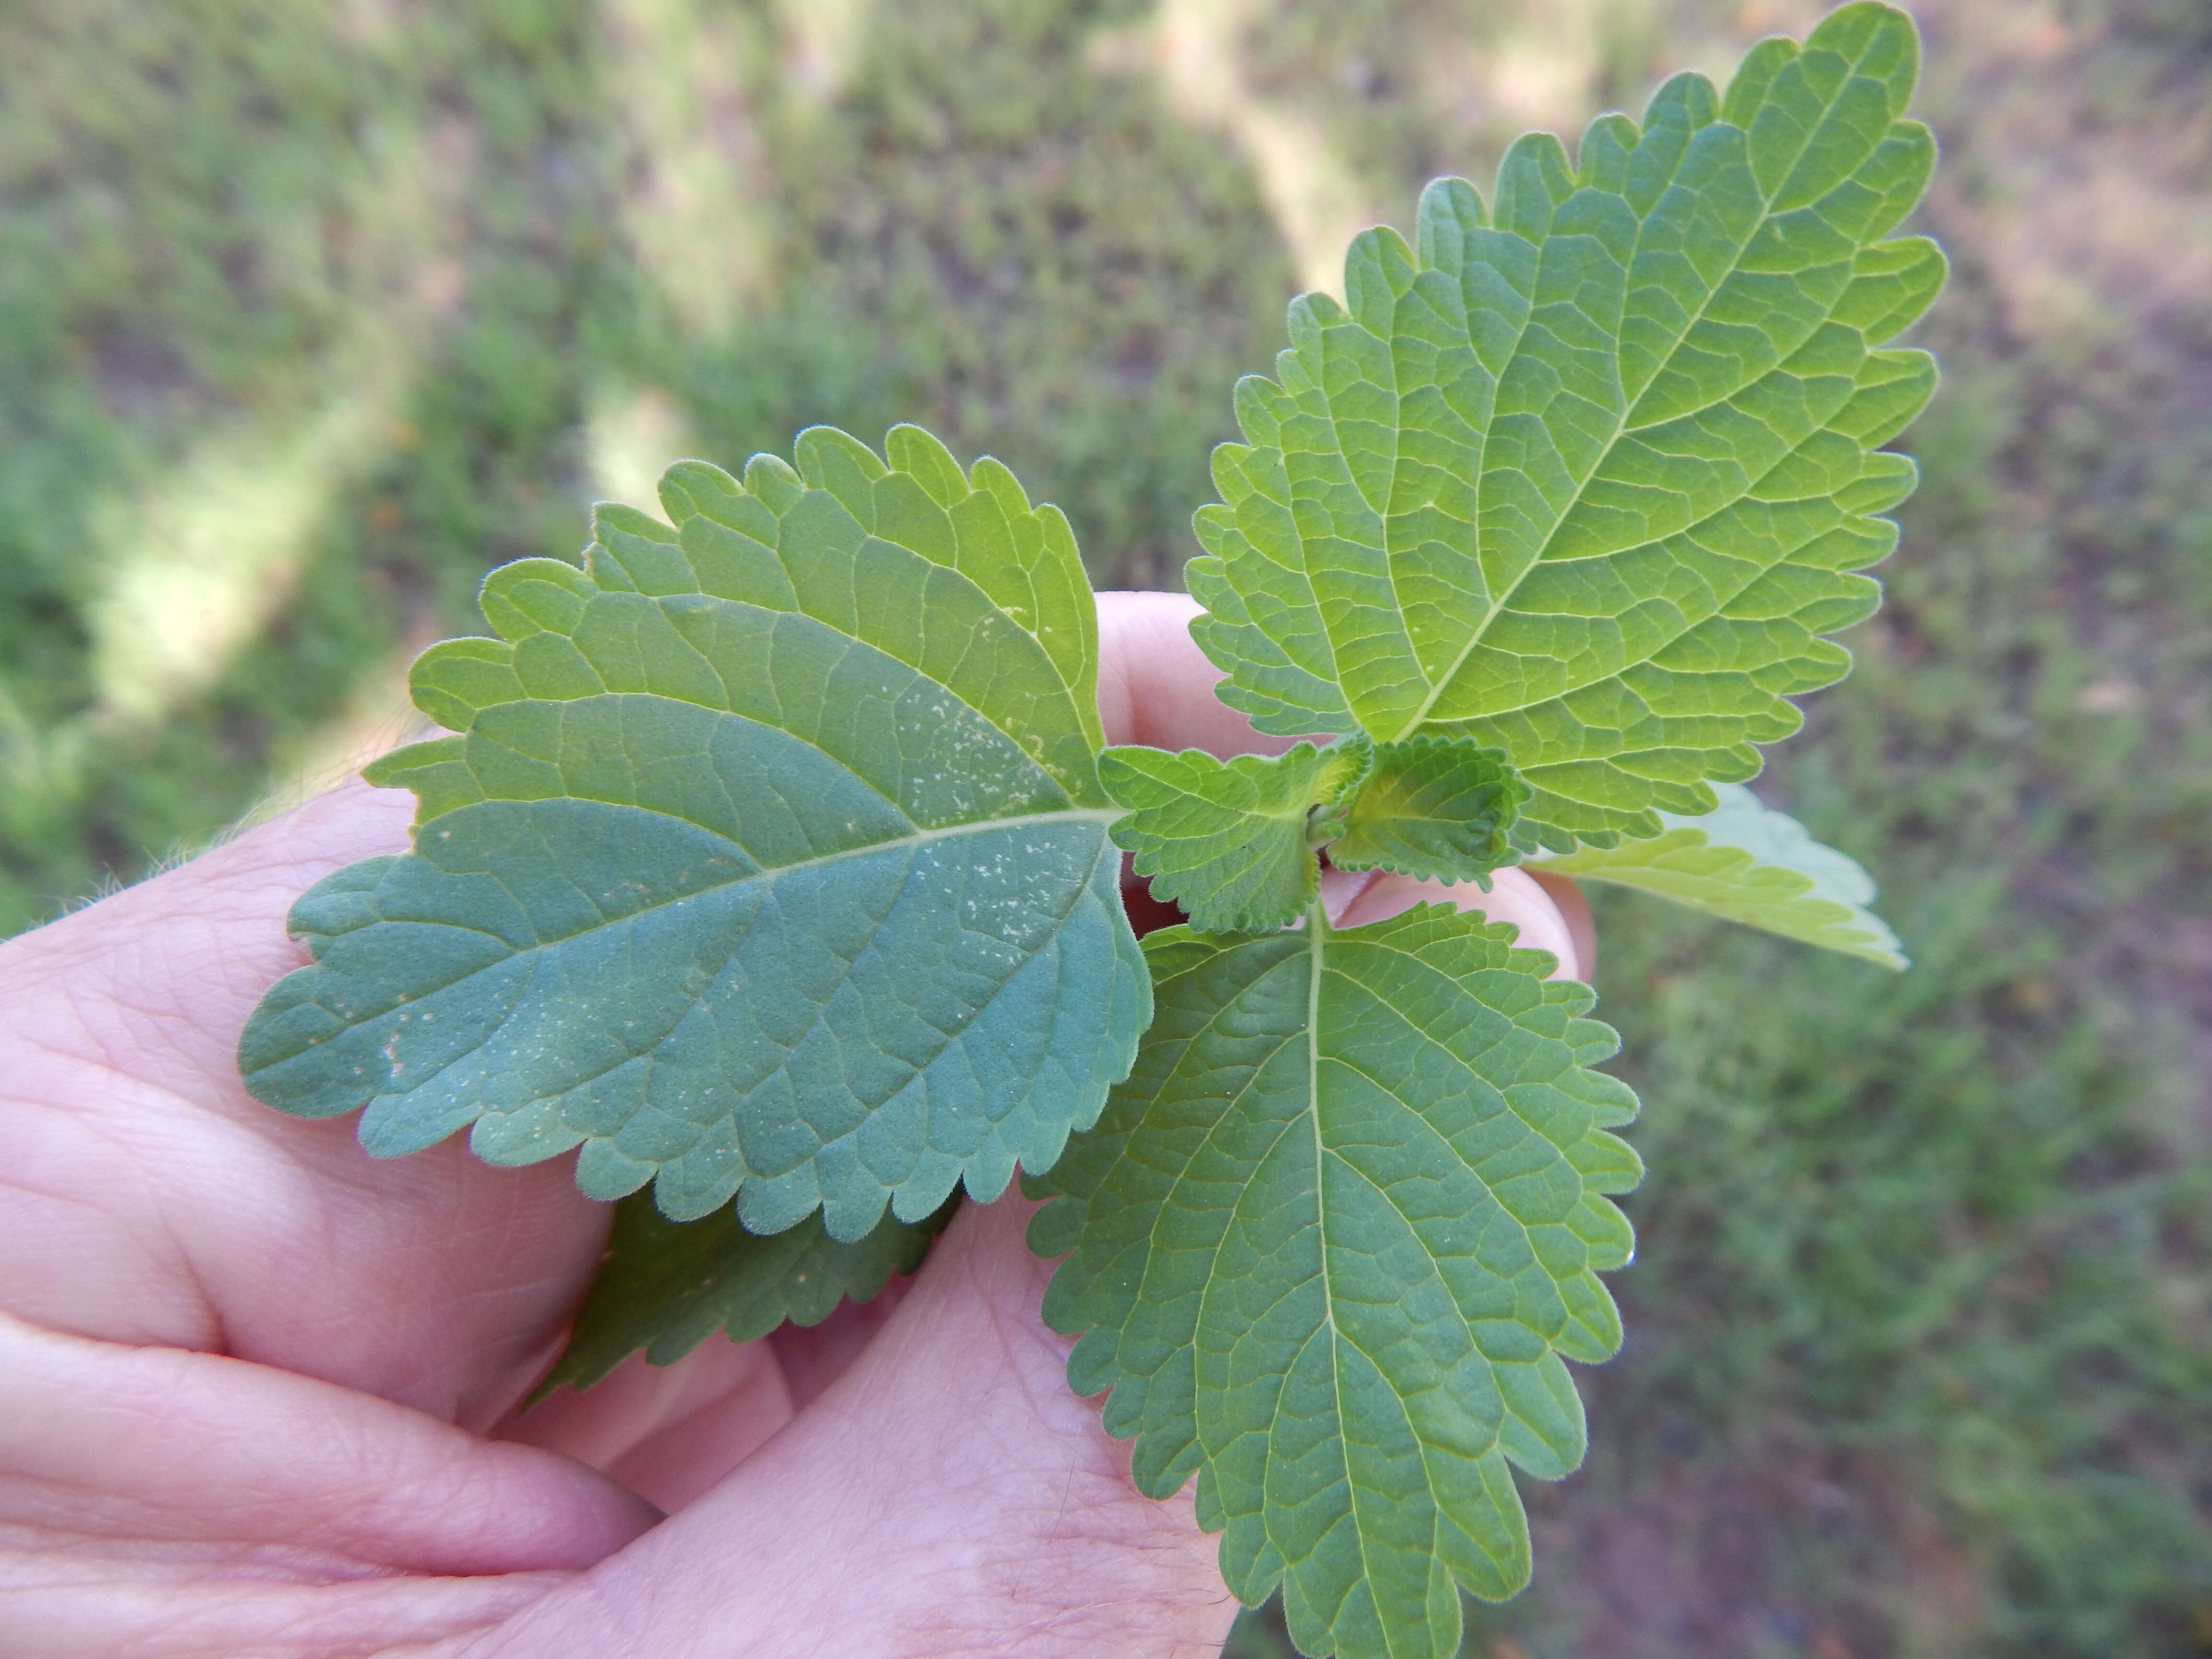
[589,383,698,518]
[1093,0,1373,298]
[86,372,399,726]
[600,0,776,337]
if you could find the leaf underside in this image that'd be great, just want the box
[1031,906,1640,1659]
[543,1191,957,1395]
[237,423,1149,1243]
[1186,1,1943,852]
[1529,780,1905,966]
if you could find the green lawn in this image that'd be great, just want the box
[3,2,2207,1654]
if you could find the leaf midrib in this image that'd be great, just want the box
[446,802,1122,949]
[1304,897,1394,1642]
[1382,441,1877,750]
[1388,34,1893,742]
[301,804,1120,1079]
[344,804,1124,1162]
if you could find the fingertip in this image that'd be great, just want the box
[1328,864,1586,980]
[1093,591,1202,750]
[1525,869,1596,980]
[1094,590,1294,759]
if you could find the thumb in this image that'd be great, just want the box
[476,1194,1239,1659]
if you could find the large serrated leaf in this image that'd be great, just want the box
[1031,904,1640,1659]
[1100,739,1369,934]
[1186,1,1943,851]
[1529,780,1905,967]
[543,1191,956,1395]
[238,425,1148,1242]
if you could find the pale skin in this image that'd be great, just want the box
[0,593,1590,1659]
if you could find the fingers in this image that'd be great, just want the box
[0,1309,655,1657]
[472,1195,1238,1659]
[1095,591,1299,757]
[0,774,610,1427]
[0,776,415,1091]
[500,1334,796,1514]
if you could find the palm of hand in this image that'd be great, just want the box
[0,596,1584,1658]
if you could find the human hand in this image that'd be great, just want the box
[0,592,1588,1658]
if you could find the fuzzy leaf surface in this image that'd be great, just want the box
[1328,736,1528,886]
[1031,906,1640,1659]
[544,1192,956,1394]
[238,425,1148,1242]
[1529,780,1904,966]
[1187,2,1943,850]
[1101,740,1369,934]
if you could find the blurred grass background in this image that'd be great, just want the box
[2,0,2208,1653]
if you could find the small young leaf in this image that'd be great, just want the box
[1100,739,1370,933]
[1031,905,1640,1659]
[1327,735,1529,888]
[1186,1,1944,851]
[543,1192,957,1395]
[238,426,1149,1242]
[1528,781,1906,967]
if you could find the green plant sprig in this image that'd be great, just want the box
[236,8,1940,1656]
